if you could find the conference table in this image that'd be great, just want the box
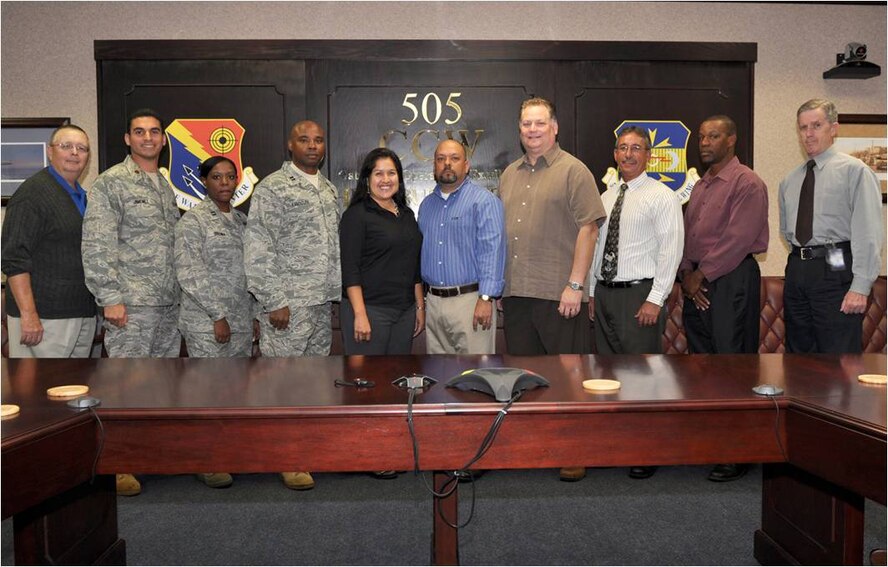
[2,353,885,565]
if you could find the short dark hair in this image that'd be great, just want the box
[349,147,408,209]
[127,108,165,133]
[615,126,652,150]
[199,156,237,179]
[702,115,737,136]
[520,97,557,123]
[49,124,88,145]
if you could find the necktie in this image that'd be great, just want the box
[601,183,628,282]
[795,160,816,246]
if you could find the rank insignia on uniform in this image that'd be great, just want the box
[602,120,700,204]
[160,119,259,210]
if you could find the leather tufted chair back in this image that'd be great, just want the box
[3,277,885,358]
[660,276,886,355]
[758,278,786,353]
[863,277,887,353]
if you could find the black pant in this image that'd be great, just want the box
[340,298,416,355]
[783,249,862,353]
[683,256,761,354]
[594,280,664,354]
[502,296,592,355]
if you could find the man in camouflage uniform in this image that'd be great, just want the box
[82,108,180,497]
[244,120,340,358]
[243,119,340,491]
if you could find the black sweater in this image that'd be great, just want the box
[1,168,96,318]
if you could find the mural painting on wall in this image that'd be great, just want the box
[160,118,259,211]
[329,87,529,213]
[601,120,699,204]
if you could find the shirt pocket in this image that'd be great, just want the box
[123,198,167,239]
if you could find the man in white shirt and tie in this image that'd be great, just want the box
[590,125,684,355]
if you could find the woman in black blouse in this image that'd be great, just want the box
[339,147,424,355]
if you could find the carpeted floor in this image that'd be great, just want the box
[2,465,885,565]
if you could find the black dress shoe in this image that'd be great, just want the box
[628,466,657,479]
[370,471,400,479]
[708,463,748,482]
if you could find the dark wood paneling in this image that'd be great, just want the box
[97,59,305,178]
[559,60,754,179]
[308,59,554,204]
[95,40,757,62]
[95,40,757,210]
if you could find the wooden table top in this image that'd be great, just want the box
[3,354,885,444]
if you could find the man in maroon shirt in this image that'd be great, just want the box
[679,115,768,482]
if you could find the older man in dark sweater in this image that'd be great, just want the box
[1,124,97,357]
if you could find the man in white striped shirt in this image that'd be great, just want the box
[590,126,684,355]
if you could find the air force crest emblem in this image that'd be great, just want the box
[602,120,700,204]
[160,119,258,210]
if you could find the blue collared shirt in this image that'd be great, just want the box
[417,178,506,297]
[48,165,87,216]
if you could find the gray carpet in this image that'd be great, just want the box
[2,466,886,565]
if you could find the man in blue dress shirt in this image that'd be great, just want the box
[418,139,506,354]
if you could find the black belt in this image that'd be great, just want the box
[428,283,479,298]
[791,241,851,261]
[598,278,652,289]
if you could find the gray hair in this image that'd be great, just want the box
[797,99,838,123]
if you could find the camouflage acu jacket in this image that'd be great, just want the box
[82,155,180,307]
[244,161,341,311]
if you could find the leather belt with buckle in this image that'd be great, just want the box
[598,278,652,289]
[792,241,850,261]
[428,283,480,298]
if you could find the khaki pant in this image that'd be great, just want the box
[7,316,96,358]
[426,292,496,354]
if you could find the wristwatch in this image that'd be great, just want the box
[567,281,584,291]
[480,294,493,302]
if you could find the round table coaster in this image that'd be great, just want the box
[857,374,887,385]
[1,404,21,418]
[582,379,621,392]
[46,384,89,398]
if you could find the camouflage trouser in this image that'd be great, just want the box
[183,332,253,358]
[258,302,331,357]
[104,304,181,357]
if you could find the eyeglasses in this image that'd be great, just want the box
[616,144,646,154]
[51,142,90,153]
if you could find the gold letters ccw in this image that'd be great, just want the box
[379,91,483,161]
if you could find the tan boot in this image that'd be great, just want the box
[280,471,315,490]
[116,473,141,496]
[559,467,586,482]
[196,473,234,488]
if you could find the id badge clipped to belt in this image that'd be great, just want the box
[825,242,846,272]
